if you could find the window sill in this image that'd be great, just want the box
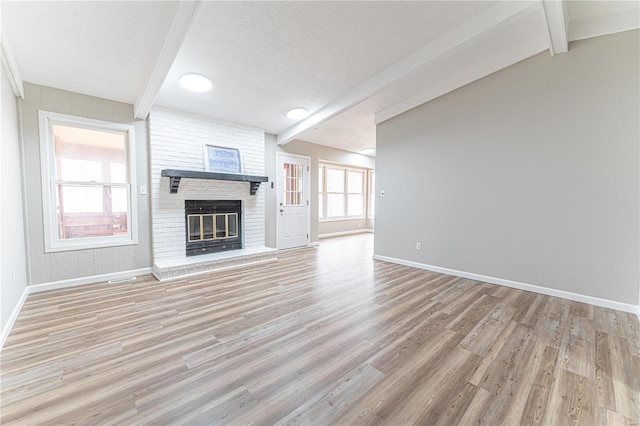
[45,236,138,253]
[319,217,366,223]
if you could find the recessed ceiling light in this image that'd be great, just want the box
[287,107,310,120]
[360,148,376,156]
[179,73,212,93]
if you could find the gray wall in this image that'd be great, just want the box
[1,66,28,332]
[375,30,639,305]
[20,83,152,284]
[265,136,375,248]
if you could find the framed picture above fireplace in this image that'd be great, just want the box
[204,144,242,174]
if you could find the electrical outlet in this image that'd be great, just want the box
[416,242,422,251]
[139,185,148,195]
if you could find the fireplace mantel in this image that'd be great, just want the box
[161,169,269,195]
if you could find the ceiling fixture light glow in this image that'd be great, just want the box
[179,73,212,93]
[286,107,310,120]
[360,148,376,156]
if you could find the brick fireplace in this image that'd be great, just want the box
[148,107,276,280]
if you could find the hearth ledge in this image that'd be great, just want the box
[153,247,278,281]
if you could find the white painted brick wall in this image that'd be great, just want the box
[149,107,265,262]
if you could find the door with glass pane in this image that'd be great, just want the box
[277,153,310,249]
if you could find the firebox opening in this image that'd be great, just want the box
[185,200,242,256]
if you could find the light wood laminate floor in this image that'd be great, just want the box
[1,234,639,425]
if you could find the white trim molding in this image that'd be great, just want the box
[0,267,152,352]
[319,229,373,239]
[373,254,639,315]
[28,268,153,294]
[539,0,569,55]
[0,287,29,351]
[134,0,202,119]
[0,36,24,99]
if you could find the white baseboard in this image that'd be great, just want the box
[1,267,154,352]
[373,255,639,315]
[28,267,153,293]
[4,259,638,352]
[0,286,29,351]
[319,229,374,239]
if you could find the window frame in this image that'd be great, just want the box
[318,163,368,222]
[318,166,324,220]
[368,170,375,219]
[346,169,365,217]
[39,110,138,252]
[324,165,347,219]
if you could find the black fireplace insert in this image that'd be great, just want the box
[185,200,242,256]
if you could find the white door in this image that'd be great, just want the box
[277,153,310,250]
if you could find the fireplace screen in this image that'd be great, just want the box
[185,200,242,256]
[188,213,238,242]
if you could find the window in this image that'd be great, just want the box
[326,167,345,217]
[347,170,364,216]
[283,163,304,206]
[318,163,369,221]
[39,111,137,252]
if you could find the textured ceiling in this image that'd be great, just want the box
[153,1,497,135]
[2,1,637,156]
[297,5,550,153]
[1,1,179,104]
[568,0,639,22]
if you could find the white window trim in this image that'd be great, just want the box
[319,163,368,222]
[39,110,138,252]
[368,170,375,219]
[346,169,366,218]
[319,217,367,223]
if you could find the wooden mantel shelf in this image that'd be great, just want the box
[161,169,268,195]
